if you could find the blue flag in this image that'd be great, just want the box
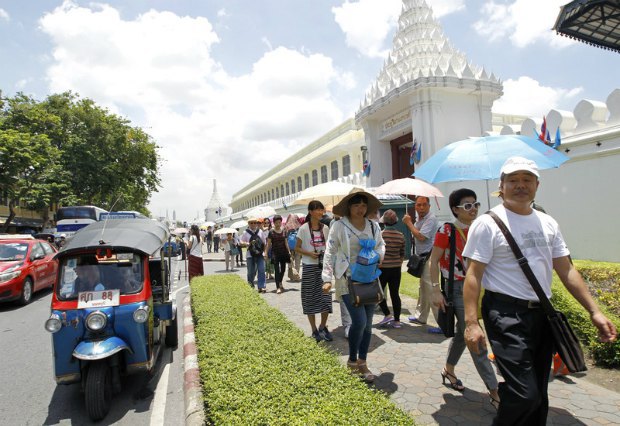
[363,160,371,177]
[552,127,561,149]
[414,142,422,164]
[410,140,418,166]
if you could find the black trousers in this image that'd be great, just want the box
[378,266,402,322]
[482,291,554,426]
[273,258,287,288]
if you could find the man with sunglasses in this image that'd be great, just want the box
[462,156,616,425]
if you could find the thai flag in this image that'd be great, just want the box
[540,116,548,144]
[363,160,371,177]
[410,140,418,166]
[551,127,561,149]
[414,142,422,164]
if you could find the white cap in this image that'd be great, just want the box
[500,156,539,178]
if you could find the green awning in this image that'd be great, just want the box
[554,0,620,53]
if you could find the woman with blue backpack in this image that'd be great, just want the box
[322,191,385,382]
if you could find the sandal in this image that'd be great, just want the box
[441,369,465,391]
[357,361,376,383]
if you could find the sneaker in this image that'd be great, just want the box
[377,316,394,327]
[318,326,333,341]
[408,316,426,324]
[427,327,443,334]
[344,325,350,339]
[312,330,323,342]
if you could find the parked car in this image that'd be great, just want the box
[0,235,58,304]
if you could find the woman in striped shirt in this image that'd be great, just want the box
[377,209,406,328]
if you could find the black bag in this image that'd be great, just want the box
[487,211,587,373]
[347,277,384,307]
[437,223,457,338]
[407,252,429,278]
[246,229,265,258]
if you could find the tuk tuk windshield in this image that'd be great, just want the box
[57,253,144,300]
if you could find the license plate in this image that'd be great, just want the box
[77,289,120,308]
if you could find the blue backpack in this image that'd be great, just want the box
[287,230,298,250]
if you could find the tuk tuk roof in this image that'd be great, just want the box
[57,219,170,258]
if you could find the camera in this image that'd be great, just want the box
[317,252,324,269]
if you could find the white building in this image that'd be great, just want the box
[225,0,620,262]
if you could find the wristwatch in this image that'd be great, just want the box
[431,282,440,288]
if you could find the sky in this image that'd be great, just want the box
[1,0,619,223]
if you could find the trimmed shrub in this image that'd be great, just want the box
[191,275,414,425]
[551,261,620,368]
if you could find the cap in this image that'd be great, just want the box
[247,217,260,223]
[60,234,66,238]
[500,156,540,178]
[379,209,398,225]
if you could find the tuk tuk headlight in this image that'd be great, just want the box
[85,311,107,332]
[45,313,62,333]
[133,305,150,323]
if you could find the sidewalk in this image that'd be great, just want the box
[199,251,620,425]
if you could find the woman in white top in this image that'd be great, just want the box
[295,200,332,342]
[322,191,385,382]
[187,224,204,281]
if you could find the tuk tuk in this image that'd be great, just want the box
[44,219,177,421]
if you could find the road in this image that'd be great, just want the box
[0,257,188,426]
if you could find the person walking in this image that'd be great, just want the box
[205,226,213,253]
[428,188,499,408]
[187,224,204,281]
[221,232,234,271]
[322,191,385,382]
[376,209,406,328]
[404,196,441,333]
[262,218,275,280]
[213,226,221,252]
[295,201,332,342]
[240,218,268,292]
[463,157,616,425]
[265,215,291,294]
[234,229,244,267]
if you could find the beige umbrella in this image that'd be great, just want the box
[293,181,365,206]
[245,206,277,219]
[374,178,444,198]
[214,227,238,235]
[231,220,248,229]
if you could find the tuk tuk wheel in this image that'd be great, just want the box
[165,315,178,347]
[19,277,33,305]
[85,361,112,421]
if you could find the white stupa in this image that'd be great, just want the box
[204,179,226,222]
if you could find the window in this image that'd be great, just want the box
[342,155,351,176]
[272,189,275,200]
[276,187,279,198]
[304,173,310,189]
[297,177,302,192]
[285,182,289,195]
[312,170,318,186]
[291,179,295,193]
[320,166,328,183]
[331,160,339,180]
[280,184,284,197]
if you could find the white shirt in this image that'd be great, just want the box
[188,235,202,257]
[463,204,570,301]
[240,227,268,259]
[296,222,329,265]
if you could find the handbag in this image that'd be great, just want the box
[407,252,429,278]
[487,211,587,373]
[437,223,456,338]
[347,276,384,307]
[229,245,239,256]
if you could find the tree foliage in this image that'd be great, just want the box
[0,91,161,231]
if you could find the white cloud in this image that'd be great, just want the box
[0,8,10,21]
[332,0,401,58]
[492,76,583,116]
[473,0,573,48]
[39,1,347,221]
[431,0,466,18]
[217,8,228,18]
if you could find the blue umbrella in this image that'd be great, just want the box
[413,135,569,183]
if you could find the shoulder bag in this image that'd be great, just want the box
[487,211,587,373]
[407,223,430,278]
[437,223,456,338]
[345,220,385,307]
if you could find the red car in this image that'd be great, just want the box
[0,235,58,304]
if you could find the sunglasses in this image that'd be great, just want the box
[456,202,481,211]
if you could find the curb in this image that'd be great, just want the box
[183,294,205,426]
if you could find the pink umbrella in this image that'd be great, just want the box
[284,213,305,231]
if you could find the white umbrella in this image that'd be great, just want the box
[202,221,215,228]
[214,227,238,235]
[293,181,365,206]
[231,220,248,229]
[245,206,277,219]
[172,227,188,235]
[374,178,444,198]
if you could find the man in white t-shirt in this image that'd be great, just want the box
[463,156,616,425]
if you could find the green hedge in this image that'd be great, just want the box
[551,260,620,368]
[191,275,414,425]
